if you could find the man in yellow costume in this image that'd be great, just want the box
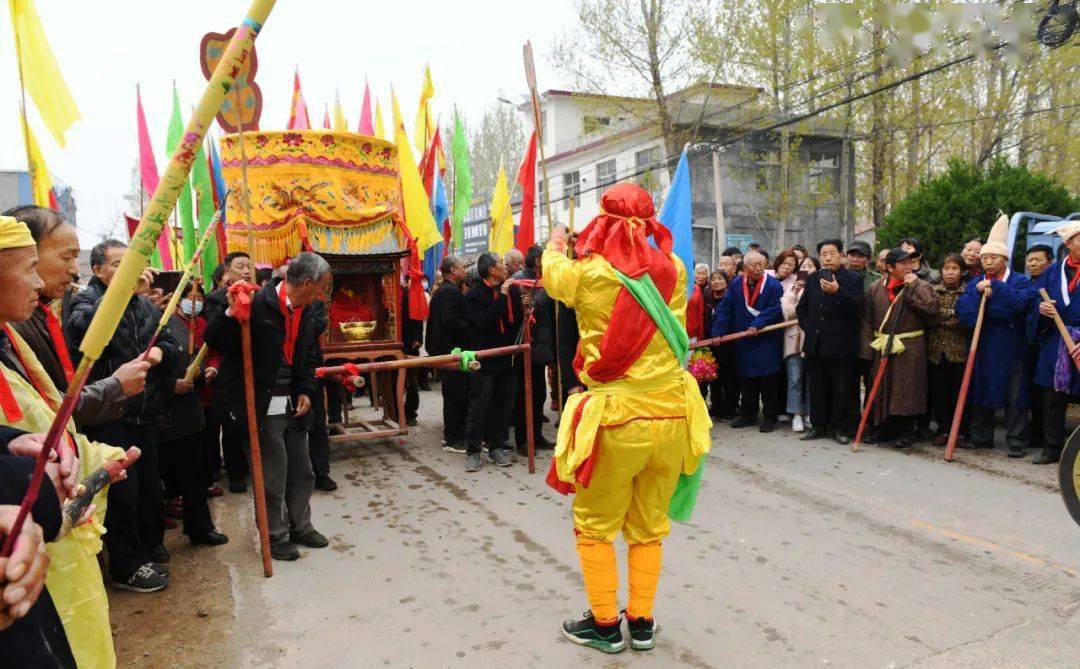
[0,215,122,668]
[543,183,711,653]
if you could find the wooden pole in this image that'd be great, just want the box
[523,327,536,474]
[241,318,273,577]
[233,76,256,260]
[1038,288,1080,370]
[317,344,530,377]
[853,287,908,451]
[944,291,988,461]
[690,319,798,350]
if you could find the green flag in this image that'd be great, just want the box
[191,140,218,288]
[450,111,472,250]
[166,84,197,263]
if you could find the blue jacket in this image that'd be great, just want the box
[711,274,784,378]
[1028,261,1080,394]
[956,271,1033,409]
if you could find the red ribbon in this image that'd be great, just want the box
[277,281,305,365]
[742,275,764,309]
[40,301,74,383]
[1067,257,1080,294]
[228,281,257,322]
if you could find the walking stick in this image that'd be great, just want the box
[853,288,908,451]
[691,319,798,350]
[523,318,536,474]
[316,344,530,376]
[944,291,989,462]
[1038,288,1080,371]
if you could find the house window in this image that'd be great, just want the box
[754,149,781,191]
[537,178,546,223]
[562,171,580,210]
[635,147,661,188]
[806,150,839,194]
[595,159,616,197]
[583,115,611,135]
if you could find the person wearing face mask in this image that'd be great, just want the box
[158,281,229,547]
[956,216,1035,456]
[712,250,785,432]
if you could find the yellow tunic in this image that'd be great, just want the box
[3,328,121,669]
[543,248,711,543]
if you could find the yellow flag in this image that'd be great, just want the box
[374,98,385,140]
[414,66,435,152]
[489,165,514,255]
[25,124,52,206]
[391,89,441,253]
[9,0,80,147]
[333,90,347,131]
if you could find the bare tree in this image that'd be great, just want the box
[463,103,527,197]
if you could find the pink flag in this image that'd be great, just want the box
[358,79,373,134]
[136,85,173,268]
[287,69,311,130]
[322,104,331,129]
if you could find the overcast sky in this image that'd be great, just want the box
[0,0,576,245]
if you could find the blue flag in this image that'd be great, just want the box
[658,149,694,298]
[423,175,451,283]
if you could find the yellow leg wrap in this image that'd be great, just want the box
[576,537,619,623]
[627,541,663,620]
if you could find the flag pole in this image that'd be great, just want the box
[233,76,256,260]
[11,8,38,204]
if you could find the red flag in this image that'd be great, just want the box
[358,79,373,134]
[515,131,538,254]
[322,104,331,129]
[136,85,173,269]
[287,68,311,130]
[124,214,140,241]
[418,128,443,197]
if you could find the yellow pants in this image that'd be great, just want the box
[573,417,688,544]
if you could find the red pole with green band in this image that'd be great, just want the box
[0,0,277,558]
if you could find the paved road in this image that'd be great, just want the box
[111,396,1080,668]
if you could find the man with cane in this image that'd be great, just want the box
[1028,221,1080,465]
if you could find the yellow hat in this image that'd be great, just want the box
[980,213,1010,258]
[0,216,35,250]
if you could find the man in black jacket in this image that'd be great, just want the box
[512,245,555,453]
[204,252,330,561]
[203,251,252,492]
[796,239,864,444]
[462,252,523,472]
[426,255,470,453]
[66,239,180,592]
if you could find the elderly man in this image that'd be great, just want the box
[956,217,1034,456]
[505,248,525,278]
[846,240,880,291]
[204,252,330,561]
[961,236,984,283]
[797,239,864,445]
[861,248,940,448]
[712,250,784,432]
[1025,243,1055,451]
[426,255,471,453]
[1028,222,1080,465]
[0,215,125,666]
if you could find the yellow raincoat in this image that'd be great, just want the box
[2,327,121,668]
[543,249,711,543]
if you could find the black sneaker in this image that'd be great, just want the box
[623,611,658,651]
[489,447,513,467]
[271,540,300,561]
[113,564,168,593]
[289,529,329,548]
[759,417,777,433]
[561,611,625,654]
[729,416,755,429]
[315,475,338,492]
[150,562,170,579]
[443,441,467,454]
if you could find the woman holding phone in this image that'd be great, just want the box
[781,255,820,433]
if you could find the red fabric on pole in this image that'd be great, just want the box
[358,80,373,134]
[136,85,173,269]
[515,131,537,254]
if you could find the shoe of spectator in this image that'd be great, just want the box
[1007,445,1026,458]
[162,517,178,530]
[892,433,913,449]
[536,437,556,450]
[190,529,229,546]
[1032,450,1060,465]
[716,413,735,422]
[151,544,170,563]
[229,479,248,494]
[406,417,418,427]
[328,423,346,436]
[778,414,791,423]
[150,562,170,579]
[791,415,805,433]
[113,565,168,593]
[465,451,482,472]
[833,432,851,446]
[290,529,329,548]
[315,475,338,492]
[489,448,513,467]
[800,428,827,442]
[443,441,467,454]
[931,434,948,447]
[729,416,755,429]
[271,540,300,561]
[206,485,224,498]
[759,417,777,433]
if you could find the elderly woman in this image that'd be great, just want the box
[704,271,738,419]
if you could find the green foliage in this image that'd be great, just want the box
[877,158,1079,265]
